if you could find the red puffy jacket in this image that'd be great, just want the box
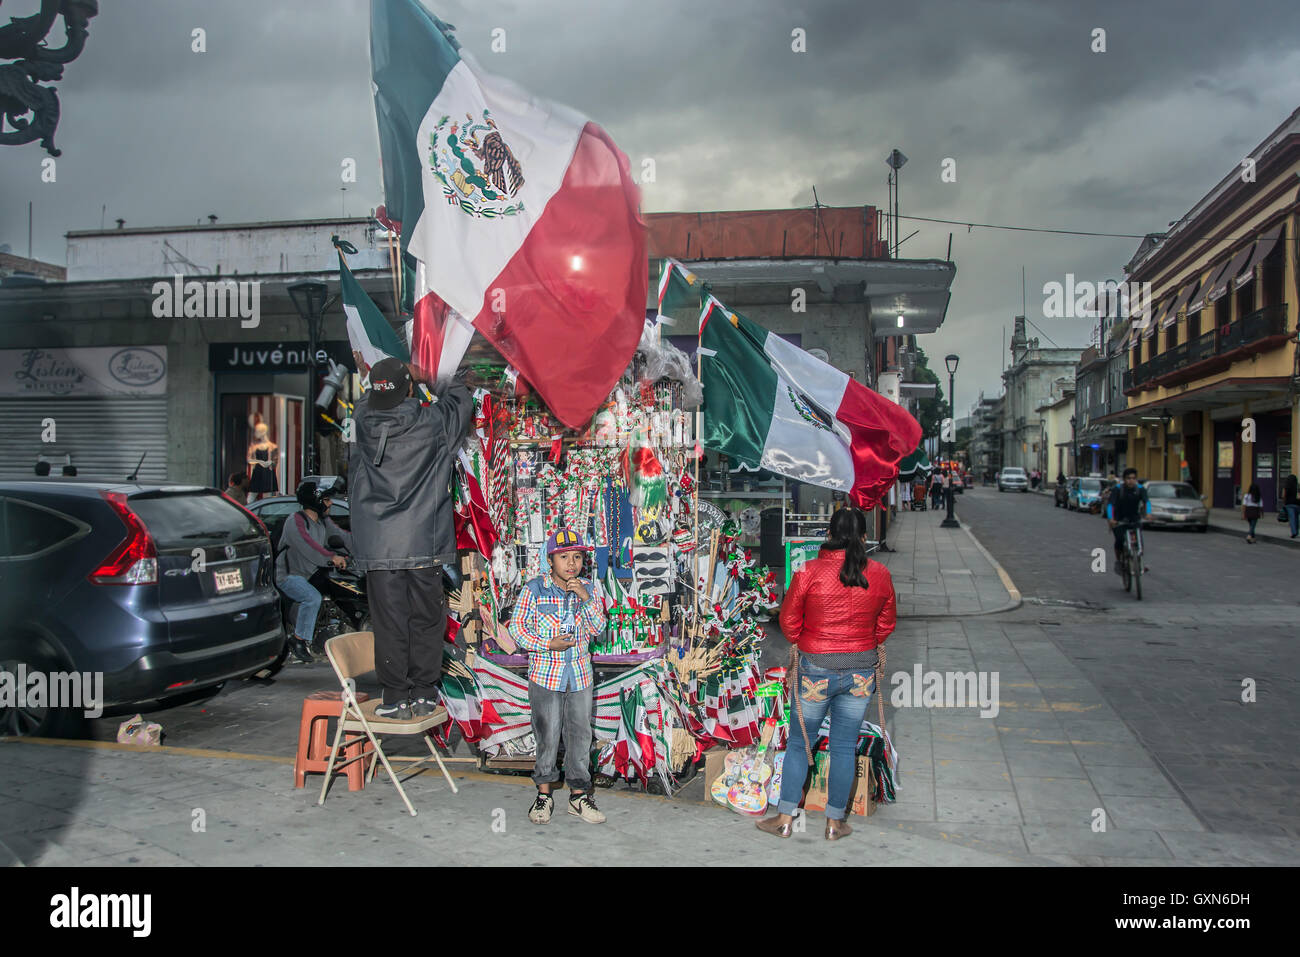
[779,550,896,654]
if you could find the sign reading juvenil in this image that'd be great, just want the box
[209,341,354,372]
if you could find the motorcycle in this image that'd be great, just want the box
[267,536,370,672]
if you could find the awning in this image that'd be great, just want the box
[1163,277,1200,327]
[1207,243,1256,304]
[1233,223,1283,290]
[1164,295,1185,328]
[1187,260,1230,314]
[1140,300,1160,339]
[897,443,933,479]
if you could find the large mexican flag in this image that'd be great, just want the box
[370,0,647,428]
[699,297,922,509]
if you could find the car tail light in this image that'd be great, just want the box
[89,491,158,585]
[222,492,271,539]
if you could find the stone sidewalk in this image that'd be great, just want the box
[875,506,1021,616]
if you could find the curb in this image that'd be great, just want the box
[1203,521,1300,550]
[885,511,1023,619]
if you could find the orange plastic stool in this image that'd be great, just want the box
[294,690,375,791]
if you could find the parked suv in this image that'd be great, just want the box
[0,482,284,737]
[997,467,1029,492]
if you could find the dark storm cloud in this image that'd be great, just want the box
[1,0,1297,403]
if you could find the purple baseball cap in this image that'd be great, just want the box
[546,528,591,555]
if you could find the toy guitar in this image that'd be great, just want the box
[710,748,747,807]
[726,718,779,816]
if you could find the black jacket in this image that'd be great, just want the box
[350,378,472,571]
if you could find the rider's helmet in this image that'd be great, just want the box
[295,478,330,513]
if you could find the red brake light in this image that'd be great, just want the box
[223,492,271,539]
[89,491,158,585]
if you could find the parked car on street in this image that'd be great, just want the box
[0,482,284,737]
[1054,477,1072,508]
[1068,476,1105,512]
[997,467,1029,492]
[1142,481,1210,531]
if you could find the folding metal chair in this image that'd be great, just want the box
[318,630,462,816]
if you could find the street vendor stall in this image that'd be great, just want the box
[432,323,788,794]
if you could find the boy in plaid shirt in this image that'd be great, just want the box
[510,528,607,825]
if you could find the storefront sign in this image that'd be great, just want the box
[0,346,167,397]
[209,340,354,372]
[1255,452,1273,480]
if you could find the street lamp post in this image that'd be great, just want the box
[288,280,329,479]
[941,354,960,528]
[1070,414,1078,478]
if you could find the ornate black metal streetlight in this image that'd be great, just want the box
[941,354,960,528]
[0,0,99,156]
[289,280,329,477]
[1070,413,1078,478]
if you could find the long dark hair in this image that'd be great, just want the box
[822,507,871,590]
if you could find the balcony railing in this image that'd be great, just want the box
[1124,303,1289,392]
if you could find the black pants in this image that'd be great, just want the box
[366,567,446,704]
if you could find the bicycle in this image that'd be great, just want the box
[1115,520,1143,600]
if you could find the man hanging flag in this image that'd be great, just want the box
[370,0,647,427]
[699,297,922,510]
[338,246,410,378]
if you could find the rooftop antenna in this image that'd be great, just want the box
[127,450,146,482]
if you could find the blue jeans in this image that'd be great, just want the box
[529,681,594,792]
[778,655,874,820]
[279,574,322,642]
[1286,504,1299,537]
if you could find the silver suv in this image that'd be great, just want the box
[998,467,1029,492]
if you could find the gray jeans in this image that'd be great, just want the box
[529,681,594,792]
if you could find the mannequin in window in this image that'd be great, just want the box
[247,422,279,500]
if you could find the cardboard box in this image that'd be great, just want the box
[801,750,876,817]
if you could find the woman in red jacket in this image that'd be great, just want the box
[757,507,896,841]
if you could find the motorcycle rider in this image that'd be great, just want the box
[276,479,354,662]
[350,356,472,720]
[1106,468,1150,575]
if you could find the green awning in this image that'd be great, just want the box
[897,444,932,480]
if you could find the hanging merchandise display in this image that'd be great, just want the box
[426,276,898,811]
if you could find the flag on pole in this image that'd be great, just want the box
[339,251,409,377]
[658,257,700,315]
[370,0,647,427]
[699,297,922,510]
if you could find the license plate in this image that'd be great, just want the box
[214,568,243,594]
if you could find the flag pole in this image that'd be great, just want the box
[386,228,400,315]
[692,275,705,645]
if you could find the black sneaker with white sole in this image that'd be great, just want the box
[375,700,412,720]
[410,697,436,717]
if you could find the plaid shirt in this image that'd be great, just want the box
[509,574,606,691]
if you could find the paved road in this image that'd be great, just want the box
[955,485,1300,838]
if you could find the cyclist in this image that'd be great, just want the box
[1106,467,1150,575]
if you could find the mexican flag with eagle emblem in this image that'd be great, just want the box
[698,291,922,510]
[370,0,647,428]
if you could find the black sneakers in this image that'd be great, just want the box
[375,699,412,720]
[411,697,436,717]
[288,637,315,663]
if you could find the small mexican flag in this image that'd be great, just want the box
[339,251,409,377]
[658,257,700,316]
[699,297,921,510]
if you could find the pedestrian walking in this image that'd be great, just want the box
[1242,483,1263,543]
[757,507,896,841]
[1283,473,1299,539]
[350,357,472,719]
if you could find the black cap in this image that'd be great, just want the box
[367,357,411,411]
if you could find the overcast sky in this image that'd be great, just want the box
[2,0,1298,406]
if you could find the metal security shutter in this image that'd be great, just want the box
[0,397,169,483]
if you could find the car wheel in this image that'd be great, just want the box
[0,645,87,738]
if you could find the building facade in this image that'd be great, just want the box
[1097,107,1300,510]
[999,316,1083,472]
